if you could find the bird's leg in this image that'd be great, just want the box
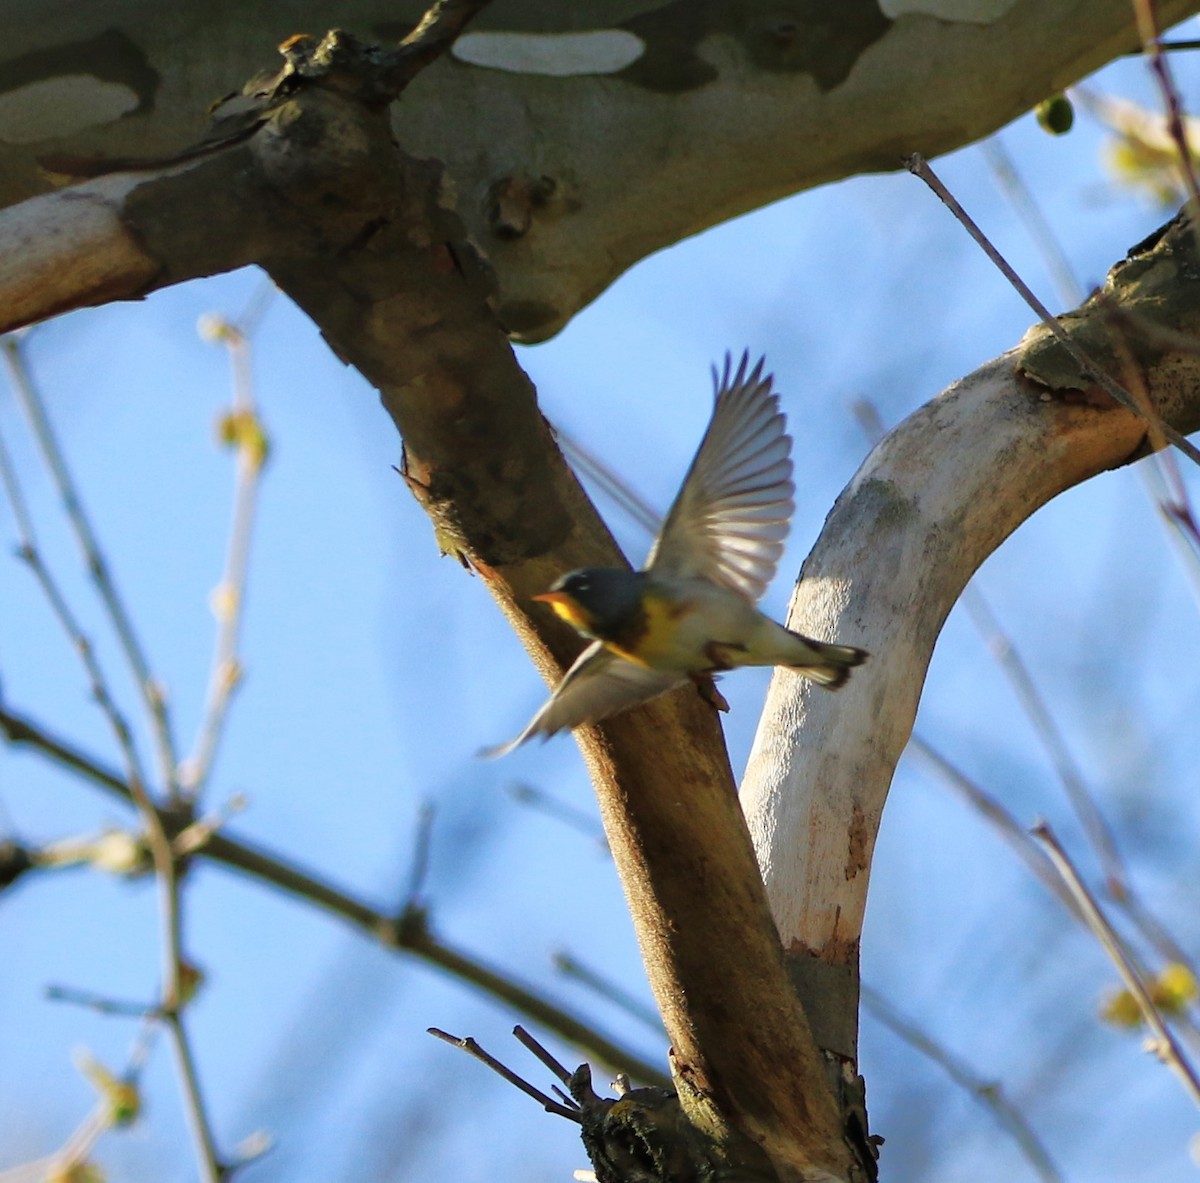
[691,672,730,713]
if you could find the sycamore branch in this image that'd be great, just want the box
[742,210,1200,1064]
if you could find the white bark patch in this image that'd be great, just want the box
[879,0,1018,20]
[0,76,140,144]
[451,30,645,77]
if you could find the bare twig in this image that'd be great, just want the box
[556,424,662,538]
[961,589,1127,896]
[1032,822,1200,1109]
[0,413,151,804]
[904,153,1200,466]
[513,1024,576,1088]
[181,314,268,801]
[1144,39,1200,52]
[905,735,1081,920]
[0,702,669,1086]
[554,951,666,1036]
[46,984,155,1018]
[427,1028,582,1121]
[404,800,437,907]
[165,1012,223,1180]
[861,984,1062,1183]
[508,783,608,849]
[982,138,1200,608]
[1131,0,1200,218]
[0,356,222,1178]
[1101,302,1200,607]
[981,136,1084,307]
[2,333,180,794]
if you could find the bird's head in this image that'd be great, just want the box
[533,568,641,638]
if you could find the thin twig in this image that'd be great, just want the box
[165,1011,224,1177]
[911,735,1200,1043]
[46,984,155,1017]
[904,153,1200,466]
[1142,39,1200,53]
[981,137,1084,307]
[181,316,267,801]
[1097,295,1200,608]
[0,413,151,805]
[861,984,1062,1183]
[1032,821,1200,1110]
[513,1024,576,1087]
[1131,0,1200,219]
[554,951,666,1036]
[960,589,1127,896]
[983,145,1200,607]
[556,424,663,537]
[508,782,609,849]
[404,800,437,907]
[427,1028,582,1121]
[905,735,1082,920]
[1,333,179,795]
[0,702,670,1086]
[0,369,223,1179]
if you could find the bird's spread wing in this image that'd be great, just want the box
[481,642,685,757]
[645,351,794,602]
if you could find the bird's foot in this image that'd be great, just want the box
[691,673,730,713]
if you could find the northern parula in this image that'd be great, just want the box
[487,352,867,755]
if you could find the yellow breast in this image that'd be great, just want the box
[605,590,695,668]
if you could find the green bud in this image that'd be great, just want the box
[1036,94,1074,135]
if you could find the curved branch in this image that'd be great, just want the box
[741,210,1200,1057]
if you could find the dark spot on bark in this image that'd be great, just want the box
[0,28,159,116]
[485,175,560,241]
[618,0,892,94]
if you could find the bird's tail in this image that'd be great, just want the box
[785,634,869,690]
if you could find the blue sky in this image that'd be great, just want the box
[2,40,1200,1183]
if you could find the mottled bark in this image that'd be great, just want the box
[2,1,1197,340]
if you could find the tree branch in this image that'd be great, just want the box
[5,2,1200,341]
[742,209,1200,1064]
[0,702,667,1088]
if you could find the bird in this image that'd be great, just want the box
[484,351,867,757]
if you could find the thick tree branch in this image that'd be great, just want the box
[244,37,851,1180]
[741,210,1200,1066]
[3,2,1199,340]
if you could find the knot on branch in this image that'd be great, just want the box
[1018,207,1200,428]
[572,1064,708,1183]
[0,839,33,891]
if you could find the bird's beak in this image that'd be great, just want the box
[532,589,587,629]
